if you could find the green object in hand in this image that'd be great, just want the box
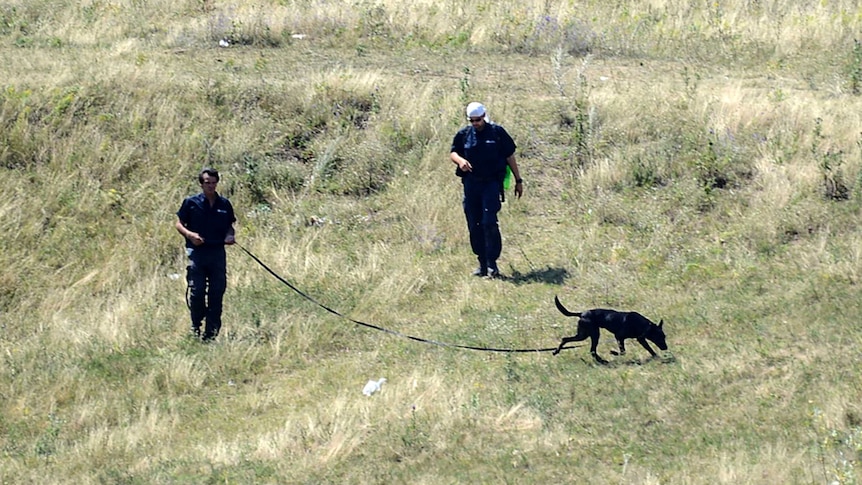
[503,165,513,190]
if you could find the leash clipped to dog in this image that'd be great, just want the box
[237,244,571,353]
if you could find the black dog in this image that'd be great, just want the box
[552,296,668,364]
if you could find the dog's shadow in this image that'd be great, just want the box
[506,266,569,285]
[576,355,676,367]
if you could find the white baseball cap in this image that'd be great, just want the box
[466,102,486,118]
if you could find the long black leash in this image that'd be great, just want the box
[237,244,571,353]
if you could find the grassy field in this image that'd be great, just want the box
[2,0,862,483]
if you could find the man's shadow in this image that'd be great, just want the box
[505,266,569,285]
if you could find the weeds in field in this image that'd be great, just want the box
[810,407,861,485]
[812,117,850,201]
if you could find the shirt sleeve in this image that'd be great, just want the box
[495,125,517,158]
[176,198,191,223]
[450,129,465,156]
[226,199,237,224]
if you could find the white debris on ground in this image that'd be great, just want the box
[362,378,386,396]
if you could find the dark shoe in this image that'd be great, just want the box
[472,266,488,277]
[189,326,201,339]
[485,268,501,279]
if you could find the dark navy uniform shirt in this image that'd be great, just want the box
[176,193,236,250]
[450,123,516,181]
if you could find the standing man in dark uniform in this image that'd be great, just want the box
[450,102,523,278]
[175,168,237,341]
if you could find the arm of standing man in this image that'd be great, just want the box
[450,151,472,173]
[507,155,523,199]
[175,219,205,246]
[224,225,236,245]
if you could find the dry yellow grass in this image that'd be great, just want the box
[1,0,862,483]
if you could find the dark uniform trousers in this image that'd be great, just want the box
[186,246,227,339]
[462,177,503,271]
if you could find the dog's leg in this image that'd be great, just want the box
[552,335,585,355]
[636,338,657,357]
[552,324,593,356]
[590,351,609,365]
[610,338,626,356]
[587,328,608,364]
[552,336,576,355]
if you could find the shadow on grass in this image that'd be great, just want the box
[555,354,677,367]
[505,265,569,285]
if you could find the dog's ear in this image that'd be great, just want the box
[658,319,664,328]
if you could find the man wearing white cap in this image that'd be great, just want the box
[450,102,523,278]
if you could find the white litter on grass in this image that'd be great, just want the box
[168,273,181,280]
[291,34,307,40]
[362,378,386,396]
[219,39,230,48]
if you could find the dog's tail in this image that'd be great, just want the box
[554,295,582,317]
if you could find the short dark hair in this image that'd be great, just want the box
[198,168,220,183]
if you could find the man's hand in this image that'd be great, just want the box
[188,232,205,246]
[224,234,236,245]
